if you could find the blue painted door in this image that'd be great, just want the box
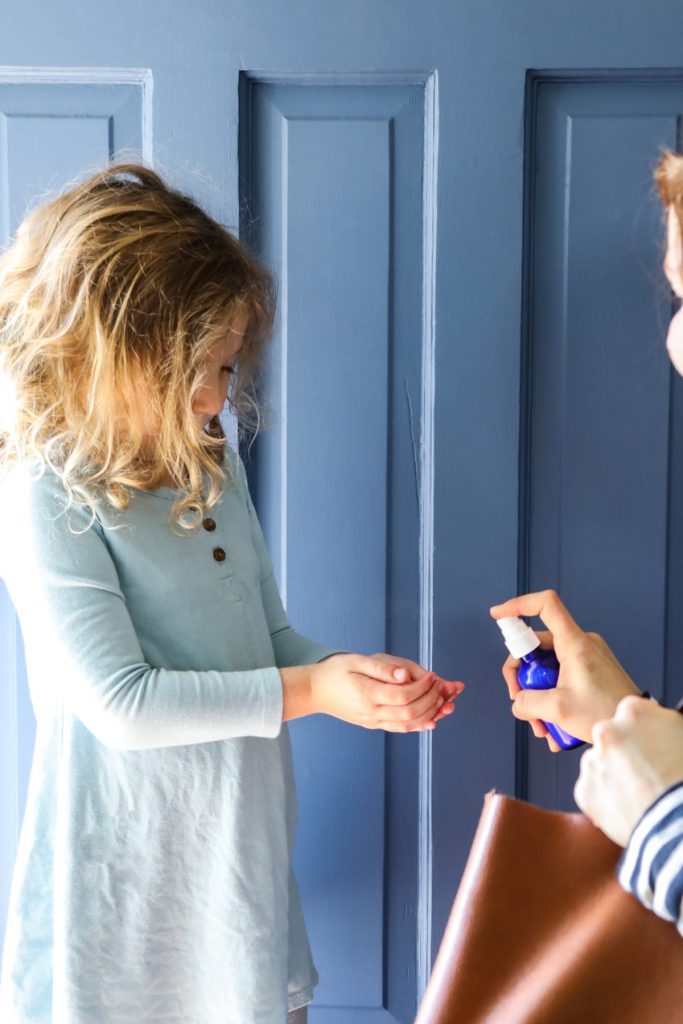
[3,5,683,1022]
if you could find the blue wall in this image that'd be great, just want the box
[2,5,683,1022]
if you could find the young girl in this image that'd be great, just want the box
[0,164,463,1024]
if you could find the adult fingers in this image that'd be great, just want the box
[502,655,522,698]
[530,717,549,739]
[490,590,583,648]
[591,714,628,749]
[574,747,595,813]
[511,687,562,725]
[534,630,557,651]
[513,691,568,747]
[612,694,650,726]
[501,633,554,698]
[501,660,547,737]
[574,743,608,812]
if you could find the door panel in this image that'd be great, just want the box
[239,76,430,1019]
[524,74,683,809]
[0,71,151,245]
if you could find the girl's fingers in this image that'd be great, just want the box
[371,652,424,680]
[351,655,413,684]
[437,679,465,700]
[433,701,457,722]
[432,681,463,719]
[370,654,466,693]
[378,692,459,730]
[370,672,438,707]
[376,680,443,722]
[376,702,443,732]
[419,680,463,719]
[411,687,460,725]
[355,661,464,728]
[442,678,466,691]
[392,657,426,680]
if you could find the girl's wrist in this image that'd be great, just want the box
[280,665,314,721]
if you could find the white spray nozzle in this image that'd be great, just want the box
[496,616,541,659]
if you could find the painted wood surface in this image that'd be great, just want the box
[2,4,683,1021]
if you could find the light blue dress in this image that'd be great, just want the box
[0,446,339,1024]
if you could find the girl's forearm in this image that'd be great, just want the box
[280,665,314,721]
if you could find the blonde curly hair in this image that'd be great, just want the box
[0,162,275,532]
[656,149,683,215]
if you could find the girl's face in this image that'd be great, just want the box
[664,207,683,376]
[131,309,248,445]
[191,309,248,429]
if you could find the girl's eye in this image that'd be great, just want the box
[221,366,235,374]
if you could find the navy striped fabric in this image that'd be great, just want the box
[618,780,683,934]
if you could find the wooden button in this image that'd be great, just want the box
[213,547,227,562]
[203,518,217,531]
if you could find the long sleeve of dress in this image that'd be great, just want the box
[0,467,284,750]
[617,781,683,936]
[1,455,337,752]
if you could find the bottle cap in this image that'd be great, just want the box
[496,616,541,659]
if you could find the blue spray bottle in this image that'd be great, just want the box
[496,616,584,751]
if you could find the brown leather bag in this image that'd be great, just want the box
[415,792,683,1024]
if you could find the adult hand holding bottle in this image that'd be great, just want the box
[490,589,639,750]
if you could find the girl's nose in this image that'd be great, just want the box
[193,381,228,419]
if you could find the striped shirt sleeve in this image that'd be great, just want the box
[617,780,683,936]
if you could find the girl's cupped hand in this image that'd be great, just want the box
[309,652,464,732]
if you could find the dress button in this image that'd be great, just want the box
[203,517,217,532]
[213,547,227,562]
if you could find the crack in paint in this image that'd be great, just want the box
[404,377,420,507]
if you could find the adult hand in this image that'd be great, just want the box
[371,652,465,723]
[490,590,640,749]
[575,695,683,846]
